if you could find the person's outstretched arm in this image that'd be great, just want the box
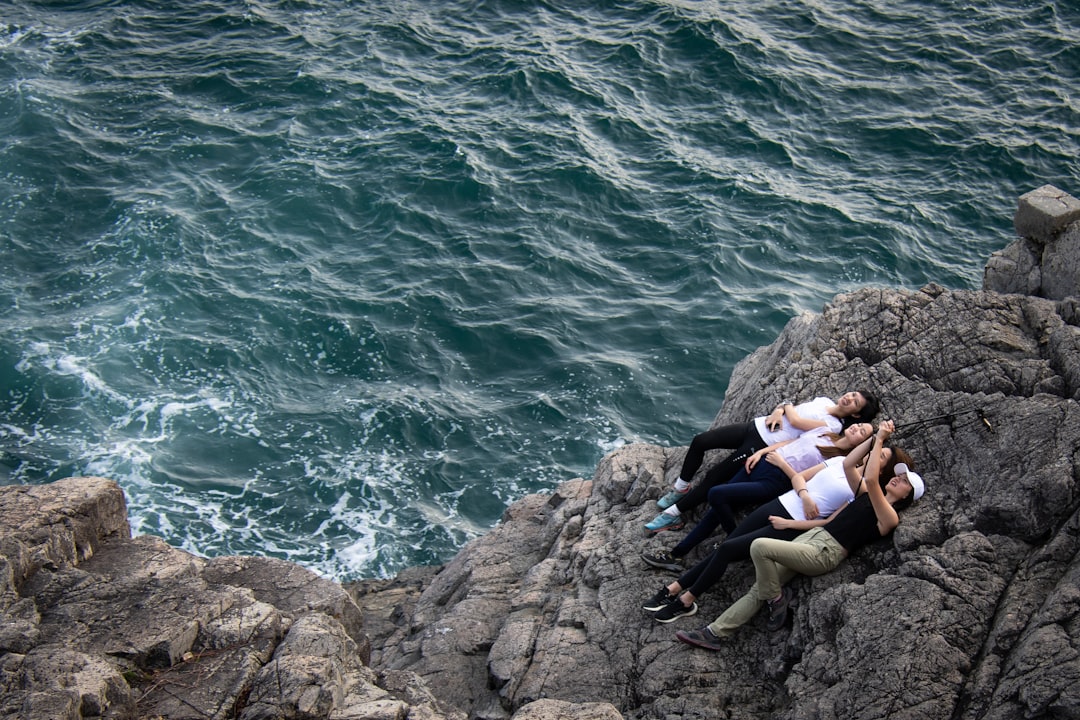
[863,421,900,536]
[843,434,876,494]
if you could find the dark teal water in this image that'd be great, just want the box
[1,1,1077,580]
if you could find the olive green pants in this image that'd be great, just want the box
[706,527,846,637]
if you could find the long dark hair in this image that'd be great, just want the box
[816,430,850,459]
[857,391,880,422]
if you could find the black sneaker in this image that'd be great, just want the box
[676,626,725,651]
[766,586,792,631]
[642,587,677,612]
[641,550,683,572]
[653,597,698,623]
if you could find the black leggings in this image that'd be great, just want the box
[677,498,802,598]
[676,422,767,513]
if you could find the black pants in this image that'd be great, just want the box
[676,498,801,598]
[675,422,766,513]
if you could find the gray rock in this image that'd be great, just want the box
[357,237,1080,718]
[510,699,622,719]
[0,480,460,719]
[1042,221,1080,302]
[983,235,1042,296]
[204,554,371,663]
[986,184,1080,301]
[1013,184,1080,243]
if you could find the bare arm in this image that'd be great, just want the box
[765,404,786,432]
[843,434,876,494]
[770,502,848,531]
[773,458,824,520]
[746,438,796,471]
[863,421,900,536]
[779,402,829,432]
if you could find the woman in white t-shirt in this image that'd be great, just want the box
[647,391,879,536]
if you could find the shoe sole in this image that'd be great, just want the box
[654,603,697,624]
[642,592,677,612]
[643,521,686,538]
[676,630,723,651]
[641,556,682,573]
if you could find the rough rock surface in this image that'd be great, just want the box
[354,186,1080,719]
[0,478,467,719]
[985,183,1080,301]
[2,186,1079,720]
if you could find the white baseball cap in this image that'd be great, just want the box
[894,462,924,501]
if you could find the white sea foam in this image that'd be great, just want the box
[1,0,1076,583]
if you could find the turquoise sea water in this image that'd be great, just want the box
[1,1,1077,580]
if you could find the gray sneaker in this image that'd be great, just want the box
[641,550,683,573]
[766,586,792,631]
[676,625,725,651]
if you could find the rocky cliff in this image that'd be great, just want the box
[3,185,1079,719]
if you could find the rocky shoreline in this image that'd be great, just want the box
[3,185,1079,719]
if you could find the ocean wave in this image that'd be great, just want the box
[1,0,1076,580]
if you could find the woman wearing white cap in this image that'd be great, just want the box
[675,420,925,650]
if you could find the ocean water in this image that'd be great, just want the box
[1,0,1076,581]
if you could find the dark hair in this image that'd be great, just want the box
[854,390,879,422]
[817,424,871,459]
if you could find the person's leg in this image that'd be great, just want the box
[649,461,767,537]
[649,424,772,535]
[705,584,771,638]
[673,444,757,512]
[727,498,784,541]
[675,553,709,591]
[699,447,757,487]
[669,508,724,556]
[677,423,754,484]
[706,470,791,534]
[669,490,781,557]
[749,529,845,602]
[648,523,784,603]
[683,522,801,598]
[681,531,753,599]
[668,423,765,513]
[703,534,815,637]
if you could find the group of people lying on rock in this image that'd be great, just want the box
[640,391,925,651]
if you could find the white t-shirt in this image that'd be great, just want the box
[777,456,856,522]
[775,426,837,473]
[754,397,842,445]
